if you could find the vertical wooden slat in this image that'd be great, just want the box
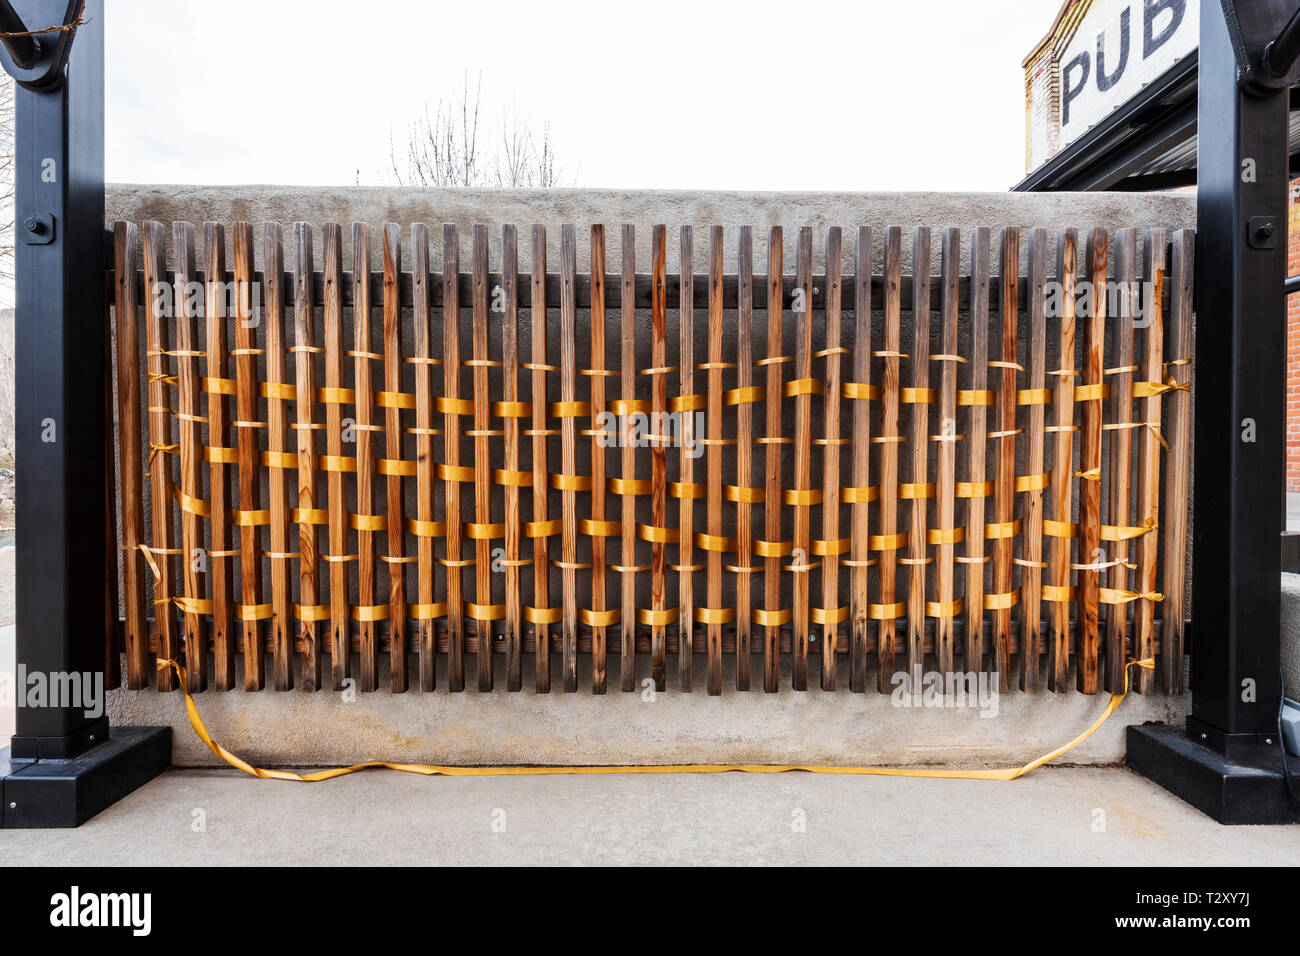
[991,228,1020,694]
[104,275,122,691]
[791,226,813,691]
[1134,228,1167,695]
[735,225,755,692]
[963,227,991,675]
[114,222,148,688]
[559,224,580,693]
[322,223,351,690]
[1020,227,1048,693]
[619,224,637,693]
[411,224,439,692]
[530,225,551,693]
[677,225,695,692]
[264,223,294,691]
[705,225,725,696]
[904,227,931,684]
[850,226,874,693]
[143,222,179,691]
[1106,229,1138,693]
[352,224,379,692]
[232,223,265,692]
[819,226,844,691]
[502,224,523,692]
[1161,230,1194,694]
[1078,228,1108,695]
[382,223,409,692]
[1048,229,1078,693]
[472,224,496,692]
[173,222,207,692]
[649,224,668,692]
[292,222,322,692]
[877,226,903,693]
[444,224,466,693]
[933,227,959,681]
[203,223,236,690]
[763,226,784,694]
[588,224,609,695]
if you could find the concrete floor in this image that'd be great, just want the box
[1,765,1296,865]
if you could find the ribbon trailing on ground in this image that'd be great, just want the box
[156,657,1155,783]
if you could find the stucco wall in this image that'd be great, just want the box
[104,185,1197,767]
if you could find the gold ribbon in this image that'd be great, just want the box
[160,644,1151,803]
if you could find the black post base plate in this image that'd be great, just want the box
[0,726,171,828]
[1127,724,1299,825]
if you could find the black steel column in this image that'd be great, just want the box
[0,0,168,828]
[1127,0,1299,824]
[1189,0,1288,745]
[7,0,107,758]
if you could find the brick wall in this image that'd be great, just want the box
[1289,180,1300,491]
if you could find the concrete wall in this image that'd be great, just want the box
[105,185,1196,767]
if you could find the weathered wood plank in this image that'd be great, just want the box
[352,224,379,692]
[792,226,814,691]
[502,224,523,692]
[142,222,179,692]
[820,226,844,691]
[678,225,696,692]
[735,225,755,692]
[1019,227,1049,694]
[322,223,351,690]
[905,227,931,684]
[202,221,237,690]
[706,225,725,696]
[530,225,551,693]
[472,224,496,692]
[619,224,637,693]
[963,227,991,676]
[172,222,207,693]
[1134,228,1167,696]
[933,227,959,682]
[1077,228,1108,695]
[1161,230,1193,694]
[114,222,149,688]
[763,226,785,694]
[263,223,294,691]
[559,224,580,693]
[1048,229,1078,694]
[849,226,873,693]
[292,222,322,692]
[382,223,409,692]
[877,226,903,693]
[1106,229,1138,693]
[588,225,609,695]
[232,222,265,692]
[411,224,439,692]
[991,228,1020,694]
[444,224,466,692]
[650,224,669,692]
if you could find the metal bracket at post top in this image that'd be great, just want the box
[0,0,83,91]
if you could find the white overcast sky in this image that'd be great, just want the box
[104,0,1057,191]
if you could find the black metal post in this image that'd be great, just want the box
[0,0,168,828]
[1127,0,1299,824]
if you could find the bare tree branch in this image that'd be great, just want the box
[386,78,572,189]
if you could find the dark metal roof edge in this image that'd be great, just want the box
[1013,51,1200,192]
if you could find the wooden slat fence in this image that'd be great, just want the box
[107,221,1194,695]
